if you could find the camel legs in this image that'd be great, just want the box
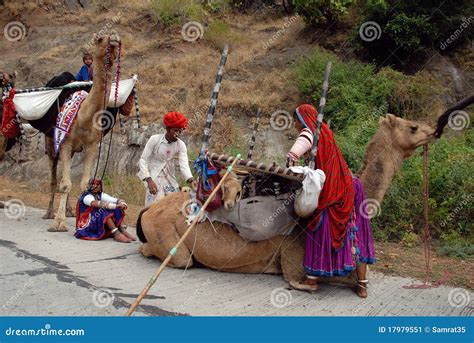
[65,194,75,217]
[43,137,57,219]
[48,144,73,232]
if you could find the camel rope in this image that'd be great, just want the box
[126,153,242,316]
[403,144,443,289]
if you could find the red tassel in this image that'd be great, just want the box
[1,88,19,138]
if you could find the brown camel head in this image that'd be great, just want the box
[92,32,121,67]
[379,114,435,157]
[219,171,242,211]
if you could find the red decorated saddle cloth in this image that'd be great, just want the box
[54,90,88,156]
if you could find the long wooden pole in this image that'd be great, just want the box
[126,153,242,316]
[208,152,304,182]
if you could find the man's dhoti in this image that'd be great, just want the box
[144,166,180,206]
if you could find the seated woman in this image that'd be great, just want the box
[75,178,136,243]
[287,104,376,298]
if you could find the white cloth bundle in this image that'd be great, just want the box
[13,76,138,121]
[13,89,62,120]
[290,166,326,218]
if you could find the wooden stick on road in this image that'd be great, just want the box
[126,153,242,316]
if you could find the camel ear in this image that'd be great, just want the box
[378,116,385,125]
[386,114,398,127]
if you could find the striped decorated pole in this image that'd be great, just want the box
[247,108,262,160]
[208,152,304,182]
[200,44,229,154]
[133,86,141,129]
[308,61,332,170]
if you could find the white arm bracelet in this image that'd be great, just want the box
[105,202,117,210]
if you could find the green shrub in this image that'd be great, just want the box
[439,230,474,259]
[293,0,354,26]
[151,0,205,27]
[401,232,419,248]
[204,19,242,48]
[294,48,393,132]
[294,48,473,245]
[355,0,474,69]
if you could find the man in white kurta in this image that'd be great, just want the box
[138,112,196,206]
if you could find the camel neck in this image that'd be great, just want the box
[85,59,113,117]
[359,128,404,204]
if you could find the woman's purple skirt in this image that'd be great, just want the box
[304,177,376,277]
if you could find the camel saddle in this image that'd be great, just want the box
[208,192,299,241]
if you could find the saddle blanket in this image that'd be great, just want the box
[54,90,87,156]
[208,193,299,241]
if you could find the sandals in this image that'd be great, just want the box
[289,276,319,293]
[356,279,368,298]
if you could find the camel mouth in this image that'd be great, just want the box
[415,136,435,147]
[109,39,120,47]
[109,33,121,47]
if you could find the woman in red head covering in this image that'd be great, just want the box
[287,104,376,298]
[138,111,197,206]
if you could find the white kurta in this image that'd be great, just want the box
[138,134,193,206]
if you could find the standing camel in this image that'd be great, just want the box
[136,114,436,290]
[48,33,121,232]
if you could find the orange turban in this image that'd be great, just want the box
[163,111,189,129]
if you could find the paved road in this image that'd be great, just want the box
[1,206,472,316]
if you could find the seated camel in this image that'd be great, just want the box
[137,114,436,289]
[136,172,252,269]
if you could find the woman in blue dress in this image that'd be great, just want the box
[75,178,135,243]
